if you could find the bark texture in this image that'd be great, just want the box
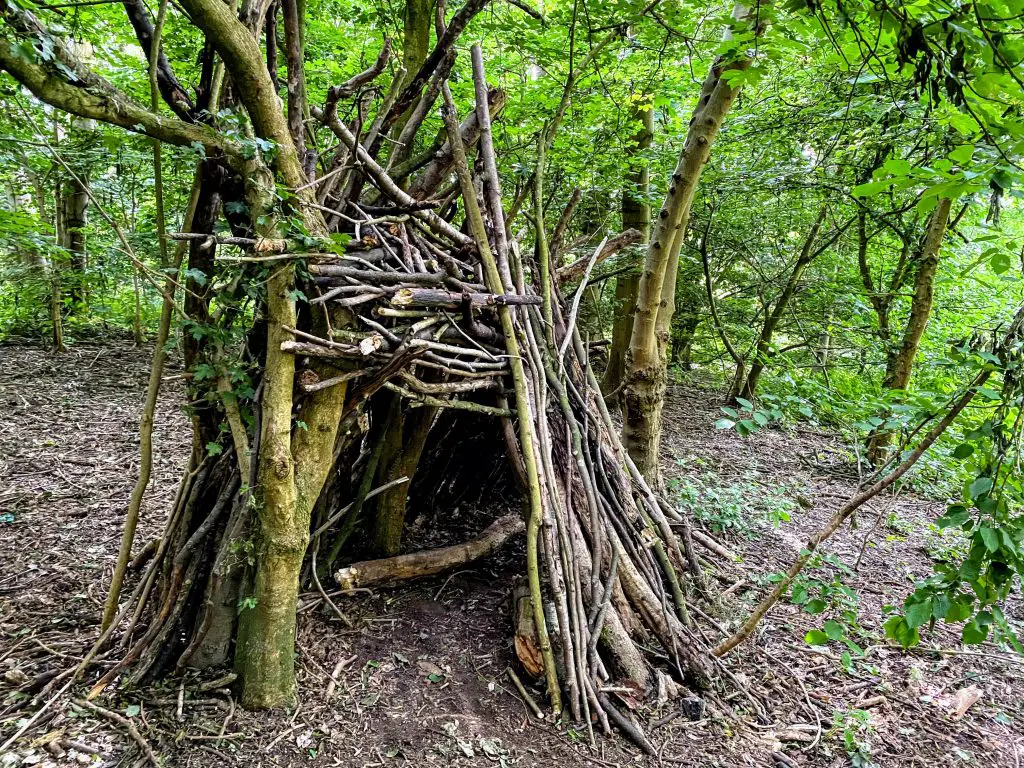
[622,38,752,486]
[867,197,953,463]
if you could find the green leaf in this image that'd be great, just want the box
[715,418,736,430]
[944,598,973,623]
[962,618,989,645]
[804,629,830,646]
[182,267,208,286]
[991,251,1011,275]
[952,443,974,459]
[882,158,913,176]
[905,600,933,629]
[978,527,1000,553]
[804,598,827,614]
[124,704,141,718]
[948,144,975,164]
[883,615,920,648]
[852,179,893,198]
[932,594,951,620]
[205,442,223,456]
[969,476,993,500]
[824,619,845,641]
[938,504,971,529]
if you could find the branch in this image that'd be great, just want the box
[0,4,236,157]
[325,39,392,106]
[382,0,491,131]
[174,0,306,188]
[335,513,524,588]
[699,219,743,365]
[121,0,195,120]
[555,229,642,284]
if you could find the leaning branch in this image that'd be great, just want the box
[0,4,235,158]
[555,229,642,284]
[715,304,1024,655]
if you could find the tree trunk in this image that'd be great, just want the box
[622,32,753,486]
[603,273,638,401]
[60,171,88,311]
[602,102,652,403]
[867,197,953,463]
[368,395,437,557]
[739,206,828,400]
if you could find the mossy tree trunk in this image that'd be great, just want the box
[603,101,652,403]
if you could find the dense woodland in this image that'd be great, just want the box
[1,0,1024,761]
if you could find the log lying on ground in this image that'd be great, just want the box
[335,513,524,589]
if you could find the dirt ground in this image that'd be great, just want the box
[1,342,1022,767]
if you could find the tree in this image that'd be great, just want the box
[622,4,760,486]
[602,99,652,403]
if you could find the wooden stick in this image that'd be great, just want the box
[335,513,524,588]
[75,699,159,766]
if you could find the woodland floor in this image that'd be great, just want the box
[1,341,1022,768]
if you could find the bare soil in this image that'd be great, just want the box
[1,342,1021,768]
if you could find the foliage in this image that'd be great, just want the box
[669,463,798,536]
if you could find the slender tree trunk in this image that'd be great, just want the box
[603,275,638,400]
[739,207,827,400]
[867,197,953,463]
[602,102,652,403]
[622,30,753,486]
[60,172,88,310]
[884,198,952,390]
[369,397,437,556]
[669,307,700,368]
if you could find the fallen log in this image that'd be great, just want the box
[334,512,524,589]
